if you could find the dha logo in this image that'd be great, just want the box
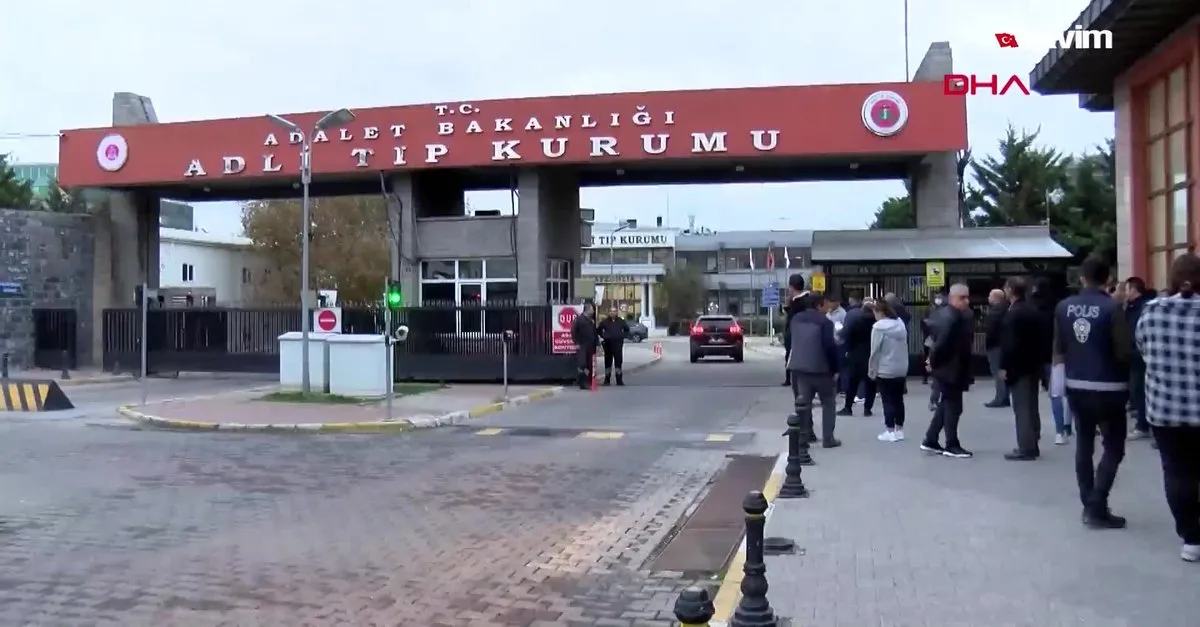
[995,25,1113,51]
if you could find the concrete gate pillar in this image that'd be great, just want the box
[386,171,468,305]
[909,42,962,229]
[516,169,580,303]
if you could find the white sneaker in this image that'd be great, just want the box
[877,430,897,442]
[894,429,905,441]
[1182,544,1200,562]
[1054,433,1068,446]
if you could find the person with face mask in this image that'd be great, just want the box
[598,307,630,386]
[571,302,599,390]
[920,283,976,459]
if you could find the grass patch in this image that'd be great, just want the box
[394,383,444,396]
[258,391,364,404]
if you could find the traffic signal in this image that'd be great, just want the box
[385,281,403,309]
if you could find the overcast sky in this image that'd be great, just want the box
[1,0,1112,237]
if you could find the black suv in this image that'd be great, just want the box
[689,315,744,363]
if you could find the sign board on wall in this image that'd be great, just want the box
[551,304,584,354]
[313,307,343,333]
[587,229,676,249]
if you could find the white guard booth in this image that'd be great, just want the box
[325,334,390,397]
[278,332,339,389]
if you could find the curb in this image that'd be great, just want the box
[710,451,787,624]
[116,386,566,434]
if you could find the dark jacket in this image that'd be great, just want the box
[1054,288,1132,391]
[983,301,1008,349]
[598,315,629,344]
[1030,291,1056,371]
[929,306,975,389]
[841,306,875,367]
[571,313,598,352]
[886,298,912,327]
[920,303,946,342]
[998,299,1047,380]
[781,294,810,348]
[1125,292,1155,363]
[786,309,839,374]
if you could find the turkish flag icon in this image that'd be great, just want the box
[995,33,1019,48]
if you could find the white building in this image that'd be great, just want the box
[582,221,678,328]
[158,228,267,305]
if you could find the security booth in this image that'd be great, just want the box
[810,226,1074,375]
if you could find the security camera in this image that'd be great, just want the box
[394,324,410,342]
[503,329,515,343]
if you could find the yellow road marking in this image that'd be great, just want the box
[20,384,36,410]
[705,433,734,442]
[474,428,505,436]
[577,431,625,440]
[711,468,786,621]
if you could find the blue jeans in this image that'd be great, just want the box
[1044,365,1071,434]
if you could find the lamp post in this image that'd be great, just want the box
[266,108,356,394]
[606,220,635,310]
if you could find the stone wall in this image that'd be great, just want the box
[0,208,95,369]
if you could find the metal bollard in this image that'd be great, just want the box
[777,413,809,498]
[731,491,777,627]
[673,586,714,626]
[1,352,8,379]
[502,330,515,400]
[789,411,815,467]
[60,349,71,380]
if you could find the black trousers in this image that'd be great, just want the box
[876,377,906,428]
[1010,374,1042,454]
[924,383,964,447]
[602,341,624,374]
[1153,425,1200,545]
[575,348,595,383]
[842,366,877,412]
[1067,390,1128,512]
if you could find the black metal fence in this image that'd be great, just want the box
[32,308,77,370]
[101,303,575,383]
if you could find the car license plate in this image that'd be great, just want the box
[710,338,725,344]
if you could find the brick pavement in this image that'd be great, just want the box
[749,383,1196,627]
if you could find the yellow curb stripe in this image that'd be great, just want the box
[577,430,625,440]
[711,459,786,622]
[468,402,505,418]
[705,433,734,442]
[475,428,505,436]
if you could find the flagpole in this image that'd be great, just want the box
[903,0,911,80]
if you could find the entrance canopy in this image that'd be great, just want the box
[57,82,967,200]
[812,226,1073,262]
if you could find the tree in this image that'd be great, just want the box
[659,264,706,321]
[242,195,392,303]
[967,126,1068,227]
[39,177,90,213]
[868,196,914,229]
[1055,139,1117,262]
[0,154,35,210]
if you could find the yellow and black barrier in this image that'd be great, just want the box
[0,379,75,412]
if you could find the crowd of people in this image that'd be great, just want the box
[780,254,1200,562]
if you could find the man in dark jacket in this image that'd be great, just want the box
[999,277,1048,460]
[570,302,599,390]
[598,308,629,386]
[838,301,877,417]
[884,293,911,326]
[920,293,946,389]
[921,283,976,459]
[787,292,841,448]
[984,289,1010,408]
[781,273,809,387]
[1124,276,1155,439]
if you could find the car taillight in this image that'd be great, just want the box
[728,324,743,335]
[690,324,705,336]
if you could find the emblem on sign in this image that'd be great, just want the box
[96,134,129,172]
[860,91,909,137]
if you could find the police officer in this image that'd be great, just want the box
[598,308,630,386]
[1054,256,1132,529]
[571,302,599,390]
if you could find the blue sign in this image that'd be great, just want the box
[909,276,923,289]
[761,282,780,306]
[0,281,24,297]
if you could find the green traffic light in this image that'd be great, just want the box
[386,288,402,307]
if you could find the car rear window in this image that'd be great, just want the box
[698,316,735,327]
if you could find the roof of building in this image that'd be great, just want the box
[811,226,1072,262]
[1028,0,1196,111]
[160,227,253,248]
[676,229,813,251]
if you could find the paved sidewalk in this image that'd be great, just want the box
[744,384,1195,627]
[5,367,133,387]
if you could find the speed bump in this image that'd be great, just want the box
[0,379,75,412]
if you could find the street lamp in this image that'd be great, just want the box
[608,219,635,290]
[266,108,356,393]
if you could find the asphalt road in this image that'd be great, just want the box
[0,346,786,626]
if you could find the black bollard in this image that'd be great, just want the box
[777,414,809,498]
[60,349,71,380]
[731,491,777,627]
[1,352,7,379]
[673,585,714,626]
[787,412,815,466]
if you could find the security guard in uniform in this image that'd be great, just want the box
[571,302,599,390]
[1054,256,1132,529]
[598,308,630,386]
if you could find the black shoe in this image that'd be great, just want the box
[1004,450,1039,461]
[603,378,611,386]
[862,410,873,417]
[837,408,853,417]
[1082,508,1127,529]
[807,433,819,444]
[942,445,974,458]
[822,438,842,449]
[616,377,624,386]
[919,441,944,454]
[984,401,1010,408]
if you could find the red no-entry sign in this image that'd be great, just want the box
[314,307,342,333]
[558,307,578,328]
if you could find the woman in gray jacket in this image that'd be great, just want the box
[870,299,911,442]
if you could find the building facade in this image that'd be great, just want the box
[675,230,815,316]
[10,162,58,197]
[1030,2,1197,287]
[582,222,675,326]
[158,228,268,305]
